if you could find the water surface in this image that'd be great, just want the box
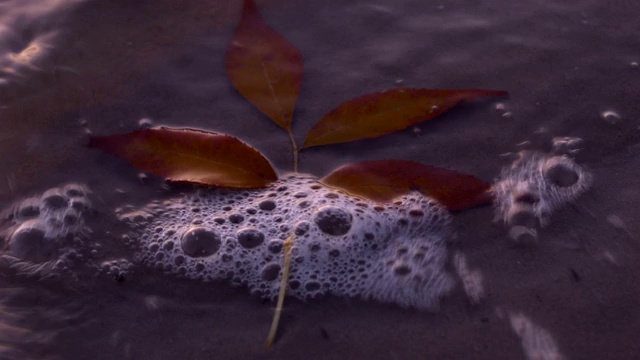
[1,0,639,359]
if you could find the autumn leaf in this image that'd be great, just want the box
[226,0,304,131]
[303,88,507,148]
[322,160,492,211]
[89,127,278,188]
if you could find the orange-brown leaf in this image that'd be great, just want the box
[303,88,507,148]
[89,127,277,188]
[321,160,492,211]
[226,0,304,131]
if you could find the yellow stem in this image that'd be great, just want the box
[287,130,299,173]
[265,234,294,350]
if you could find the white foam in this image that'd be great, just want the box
[0,183,95,279]
[492,152,592,229]
[119,173,454,310]
[0,153,594,309]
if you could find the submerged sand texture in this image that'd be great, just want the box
[1,0,640,359]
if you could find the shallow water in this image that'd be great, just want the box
[1,0,639,359]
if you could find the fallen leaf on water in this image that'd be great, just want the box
[322,160,492,211]
[89,127,278,188]
[226,0,304,131]
[303,88,507,148]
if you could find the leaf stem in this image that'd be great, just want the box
[265,233,294,350]
[287,130,299,173]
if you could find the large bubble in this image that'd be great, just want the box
[313,206,352,236]
[180,227,221,257]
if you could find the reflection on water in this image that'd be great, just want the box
[508,312,565,360]
[0,285,88,359]
[600,110,621,125]
[0,0,236,199]
[0,0,84,89]
[453,252,485,305]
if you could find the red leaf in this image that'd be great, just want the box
[89,127,278,188]
[303,88,507,148]
[226,0,304,131]
[321,160,492,211]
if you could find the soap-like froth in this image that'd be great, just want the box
[0,183,102,282]
[492,152,592,228]
[118,174,454,310]
[2,183,92,248]
[0,154,594,310]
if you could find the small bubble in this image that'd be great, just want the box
[552,136,583,154]
[601,110,621,124]
[631,61,639,68]
[313,206,352,236]
[17,204,39,219]
[236,228,265,248]
[8,221,47,261]
[63,212,78,225]
[42,190,68,209]
[138,118,153,128]
[409,209,424,217]
[261,263,281,281]
[258,200,276,211]
[508,225,538,245]
[268,240,283,254]
[544,160,579,187]
[228,213,244,224]
[393,263,412,276]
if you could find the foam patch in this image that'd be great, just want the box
[0,183,97,280]
[492,152,592,243]
[118,174,454,310]
[0,153,593,310]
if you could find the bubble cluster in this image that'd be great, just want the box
[100,258,134,282]
[492,152,592,244]
[0,184,103,283]
[1,184,92,262]
[118,174,454,310]
[0,150,595,309]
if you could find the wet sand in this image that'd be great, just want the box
[1,0,639,359]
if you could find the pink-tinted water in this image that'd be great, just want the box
[1,0,639,359]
